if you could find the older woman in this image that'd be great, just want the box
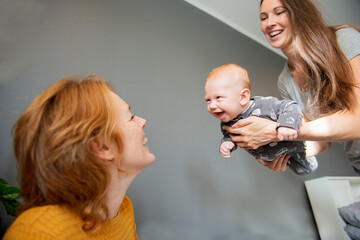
[224,0,360,172]
[3,74,155,239]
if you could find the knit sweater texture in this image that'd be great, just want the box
[3,195,139,240]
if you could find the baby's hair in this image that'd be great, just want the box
[207,64,251,90]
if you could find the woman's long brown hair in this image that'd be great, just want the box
[261,0,359,116]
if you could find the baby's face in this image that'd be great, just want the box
[205,77,244,123]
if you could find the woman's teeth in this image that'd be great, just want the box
[143,137,148,145]
[270,30,282,37]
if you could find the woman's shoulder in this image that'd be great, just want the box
[9,205,75,226]
[336,27,359,38]
[336,27,360,60]
[3,205,84,239]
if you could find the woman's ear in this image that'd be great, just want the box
[88,137,114,161]
[240,88,250,106]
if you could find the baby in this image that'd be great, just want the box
[204,64,317,175]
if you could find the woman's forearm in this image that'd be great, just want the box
[298,109,360,141]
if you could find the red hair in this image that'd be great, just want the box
[13,74,123,232]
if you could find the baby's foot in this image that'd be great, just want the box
[306,156,318,172]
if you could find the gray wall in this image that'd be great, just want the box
[0,0,357,239]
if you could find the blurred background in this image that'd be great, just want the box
[1,0,359,239]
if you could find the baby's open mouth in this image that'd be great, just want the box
[214,111,225,119]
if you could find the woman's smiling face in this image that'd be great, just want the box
[260,0,292,51]
[110,92,155,173]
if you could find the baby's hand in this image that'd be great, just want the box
[220,141,235,158]
[277,127,298,141]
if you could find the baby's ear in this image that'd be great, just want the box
[88,136,114,161]
[240,88,250,105]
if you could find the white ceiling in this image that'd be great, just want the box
[185,0,360,58]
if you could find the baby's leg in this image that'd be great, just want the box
[287,142,318,175]
[287,154,312,175]
[247,141,318,175]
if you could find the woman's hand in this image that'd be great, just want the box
[256,155,291,172]
[222,116,278,149]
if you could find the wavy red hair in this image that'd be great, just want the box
[13,74,123,232]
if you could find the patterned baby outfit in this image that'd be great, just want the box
[221,96,317,175]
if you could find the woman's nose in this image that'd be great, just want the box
[267,15,276,27]
[135,116,147,128]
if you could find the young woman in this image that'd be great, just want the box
[3,74,155,239]
[223,0,360,173]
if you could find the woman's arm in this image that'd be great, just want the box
[298,110,360,141]
[225,55,360,148]
[298,55,360,141]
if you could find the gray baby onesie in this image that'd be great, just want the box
[221,96,313,175]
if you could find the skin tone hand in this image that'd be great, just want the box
[256,154,291,172]
[277,126,297,141]
[222,116,278,149]
[220,141,235,158]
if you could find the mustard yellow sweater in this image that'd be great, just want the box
[3,196,139,240]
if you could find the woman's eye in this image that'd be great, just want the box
[275,10,285,16]
[130,115,135,120]
[260,14,267,21]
